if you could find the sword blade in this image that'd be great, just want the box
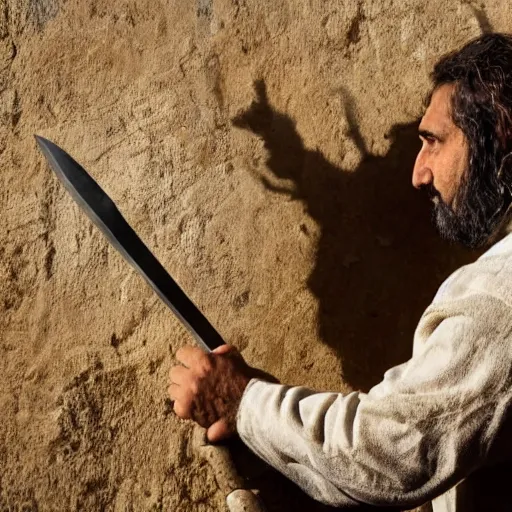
[35,135,224,352]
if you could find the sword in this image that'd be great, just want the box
[35,135,225,353]
[36,135,268,512]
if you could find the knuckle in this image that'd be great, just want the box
[204,354,215,370]
[174,402,189,419]
[189,380,199,396]
[195,355,214,378]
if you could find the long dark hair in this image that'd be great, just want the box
[431,33,512,247]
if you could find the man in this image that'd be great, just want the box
[169,33,512,511]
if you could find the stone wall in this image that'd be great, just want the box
[1,1,509,510]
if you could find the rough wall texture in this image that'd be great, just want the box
[0,1,510,511]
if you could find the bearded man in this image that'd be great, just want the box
[169,33,512,511]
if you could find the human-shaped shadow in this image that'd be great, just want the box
[233,80,477,391]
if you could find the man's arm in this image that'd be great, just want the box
[170,292,512,508]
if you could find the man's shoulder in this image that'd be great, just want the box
[433,233,512,307]
[413,236,512,357]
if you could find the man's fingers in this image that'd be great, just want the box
[168,383,189,402]
[169,365,189,385]
[212,344,237,356]
[168,384,193,419]
[169,343,252,442]
[207,418,231,443]
[176,344,240,368]
[176,346,208,368]
[174,399,193,420]
[167,384,194,408]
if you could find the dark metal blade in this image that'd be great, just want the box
[35,135,224,352]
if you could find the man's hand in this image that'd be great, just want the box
[169,344,272,443]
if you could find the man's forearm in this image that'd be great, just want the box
[237,379,365,507]
[236,371,483,510]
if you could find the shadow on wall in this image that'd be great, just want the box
[233,80,477,392]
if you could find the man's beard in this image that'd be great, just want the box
[421,178,508,249]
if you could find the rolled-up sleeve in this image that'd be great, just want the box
[237,293,512,508]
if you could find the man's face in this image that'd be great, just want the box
[413,84,474,244]
[413,84,469,207]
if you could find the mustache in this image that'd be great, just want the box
[419,183,442,202]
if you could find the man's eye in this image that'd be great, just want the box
[420,135,436,145]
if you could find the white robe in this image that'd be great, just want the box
[237,233,512,511]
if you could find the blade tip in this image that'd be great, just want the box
[34,134,51,148]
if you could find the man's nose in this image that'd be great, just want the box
[412,152,433,189]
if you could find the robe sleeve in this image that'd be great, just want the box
[236,293,512,508]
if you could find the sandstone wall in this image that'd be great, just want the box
[1,1,510,510]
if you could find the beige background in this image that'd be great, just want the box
[0,1,509,510]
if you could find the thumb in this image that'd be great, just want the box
[212,344,239,356]
[207,418,232,443]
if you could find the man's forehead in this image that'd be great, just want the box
[419,84,455,134]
